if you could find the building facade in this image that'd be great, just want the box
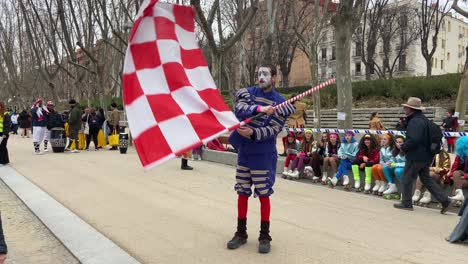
[276,1,468,87]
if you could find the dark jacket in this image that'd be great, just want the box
[87,114,103,130]
[401,111,432,162]
[68,105,82,131]
[0,213,7,254]
[18,111,31,128]
[31,107,49,127]
[47,111,65,130]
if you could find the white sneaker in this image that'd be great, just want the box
[450,189,465,201]
[328,177,338,186]
[321,174,328,183]
[383,183,398,195]
[282,167,289,176]
[290,169,300,179]
[34,151,43,155]
[364,183,371,191]
[312,176,320,181]
[71,150,79,153]
[354,180,360,189]
[343,175,349,186]
[419,191,432,204]
[43,148,49,152]
[378,182,387,193]
[197,156,202,161]
[304,166,313,173]
[373,180,381,192]
[412,189,422,203]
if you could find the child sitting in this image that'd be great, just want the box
[282,132,300,177]
[327,131,358,188]
[382,135,406,197]
[371,134,395,195]
[352,134,380,193]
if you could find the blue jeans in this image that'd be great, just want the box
[382,165,404,183]
[335,159,352,180]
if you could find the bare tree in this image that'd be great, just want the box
[377,3,420,79]
[418,0,451,77]
[451,0,468,130]
[332,0,365,129]
[294,0,333,127]
[191,0,258,90]
[356,0,388,80]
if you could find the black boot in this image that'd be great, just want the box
[227,218,248,249]
[181,158,193,170]
[258,221,272,254]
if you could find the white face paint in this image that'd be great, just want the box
[257,67,273,89]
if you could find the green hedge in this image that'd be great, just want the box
[277,73,460,103]
[220,73,460,108]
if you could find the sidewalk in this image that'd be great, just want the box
[4,135,468,264]
[0,179,78,264]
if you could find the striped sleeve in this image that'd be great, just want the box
[276,102,296,117]
[252,114,287,142]
[234,88,258,120]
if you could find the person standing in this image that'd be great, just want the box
[85,108,101,151]
[31,98,50,154]
[10,112,18,135]
[66,99,82,153]
[107,103,120,150]
[0,212,7,264]
[393,97,451,213]
[0,102,11,166]
[226,64,295,254]
[18,110,31,138]
[441,108,459,153]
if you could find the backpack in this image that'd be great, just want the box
[426,119,443,155]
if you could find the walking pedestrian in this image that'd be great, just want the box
[0,102,11,166]
[393,97,452,213]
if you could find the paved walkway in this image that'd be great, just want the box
[0,178,78,264]
[3,136,468,264]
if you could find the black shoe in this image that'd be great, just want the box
[227,234,247,249]
[258,221,272,254]
[440,200,452,214]
[258,239,271,254]
[181,158,193,170]
[393,203,414,211]
[227,218,248,250]
[279,152,287,157]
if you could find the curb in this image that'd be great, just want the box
[0,165,141,264]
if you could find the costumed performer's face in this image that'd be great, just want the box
[258,67,273,90]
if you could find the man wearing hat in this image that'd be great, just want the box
[31,97,50,154]
[394,97,451,213]
[66,99,82,153]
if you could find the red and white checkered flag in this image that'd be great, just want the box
[123,0,239,170]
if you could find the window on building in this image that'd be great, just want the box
[447,52,451,60]
[442,39,446,49]
[448,21,451,32]
[355,42,362,57]
[321,65,327,80]
[331,46,336,60]
[399,55,406,71]
[355,62,362,75]
[441,60,444,70]
[321,48,327,60]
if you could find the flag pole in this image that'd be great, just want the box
[238,78,336,127]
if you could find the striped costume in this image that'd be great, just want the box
[229,86,295,197]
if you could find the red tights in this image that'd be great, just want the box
[237,195,270,222]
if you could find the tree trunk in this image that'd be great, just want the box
[426,57,432,77]
[239,35,247,88]
[308,45,320,128]
[335,24,353,129]
[455,48,468,131]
